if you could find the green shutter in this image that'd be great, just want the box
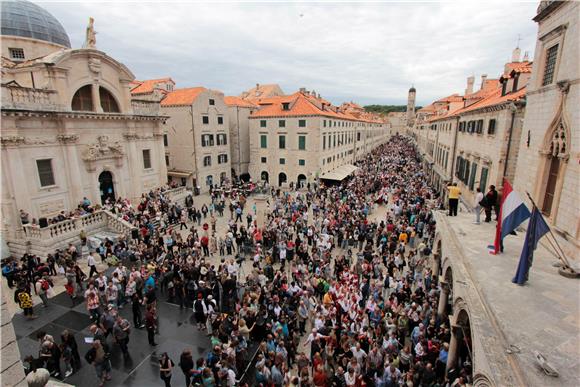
[260,135,267,148]
[479,168,488,192]
[469,163,477,190]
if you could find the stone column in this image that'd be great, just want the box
[58,134,82,203]
[437,282,449,318]
[92,83,103,113]
[446,325,459,372]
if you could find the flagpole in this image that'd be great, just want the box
[525,192,573,271]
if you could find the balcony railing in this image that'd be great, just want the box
[1,85,61,111]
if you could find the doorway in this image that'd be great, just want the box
[98,171,115,204]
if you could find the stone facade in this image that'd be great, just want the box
[161,88,231,192]
[224,97,257,179]
[407,52,532,208]
[513,0,579,260]
[1,39,167,246]
[248,90,390,187]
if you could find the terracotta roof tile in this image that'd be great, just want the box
[224,96,257,108]
[161,87,206,106]
[131,78,174,95]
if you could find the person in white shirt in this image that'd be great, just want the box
[87,252,98,278]
[474,187,484,225]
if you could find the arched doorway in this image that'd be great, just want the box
[297,174,307,189]
[447,309,473,380]
[261,171,269,183]
[98,171,115,204]
[278,172,287,187]
[438,266,453,318]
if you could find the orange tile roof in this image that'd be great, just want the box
[437,94,464,103]
[224,96,257,108]
[452,87,526,116]
[161,87,206,106]
[131,78,174,95]
[250,91,385,123]
[241,84,283,101]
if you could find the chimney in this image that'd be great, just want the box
[299,87,306,94]
[523,51,529,61]
[480,74,488,90]
[465,76,475,95]
[317,93,321,99]
[311,90,316,96]
[512,47,521,62]
[256,83,260,90]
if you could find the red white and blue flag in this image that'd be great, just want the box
[489,179,530,255]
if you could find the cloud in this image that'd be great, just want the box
[42,0,538,105]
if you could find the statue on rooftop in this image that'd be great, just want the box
[84,17,97,49]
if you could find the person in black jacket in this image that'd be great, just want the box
[61,330,81,374]
[179,349,194,387]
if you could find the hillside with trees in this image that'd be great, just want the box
[364,105,422,114]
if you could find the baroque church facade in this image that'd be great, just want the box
[1,1,167,247]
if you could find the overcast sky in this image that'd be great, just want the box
[40,0,538,106]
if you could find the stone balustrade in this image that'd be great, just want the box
[22,211,107,242]
[131,99,160,116]
[165,185,186,199]
[103,210,136,235]
[1,85,60,111]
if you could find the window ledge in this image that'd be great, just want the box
[39,184,58,191]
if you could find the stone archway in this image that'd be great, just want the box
[98,170,115,204]
[438,265,453,319]
[447,306,474,381]
[278,172,287,186]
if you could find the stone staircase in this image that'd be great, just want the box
[6,210,136,258]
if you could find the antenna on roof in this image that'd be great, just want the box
[516,34,521,48]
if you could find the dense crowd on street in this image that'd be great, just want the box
[5,135,474,387]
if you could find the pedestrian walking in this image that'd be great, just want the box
[159,352,174,387]
[84,340,112,387]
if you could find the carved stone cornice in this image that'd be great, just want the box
[1,135,25,147]
[56,134,79,144]
[123,133,155,141]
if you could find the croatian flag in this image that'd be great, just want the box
[490,179,530,255]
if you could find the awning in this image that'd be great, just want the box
[167,170,192,178]
[319,164,359,181]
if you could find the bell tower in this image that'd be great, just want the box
[406,86,416,125]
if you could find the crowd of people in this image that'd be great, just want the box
[6,135,475,387]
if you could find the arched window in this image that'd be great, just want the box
[99,87,120,113]
[71,85,93,111]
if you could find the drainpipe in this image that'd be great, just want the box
[190,105,199,190]
[236,106,241,178]
[502,102,518,182]
[449,116,460,182]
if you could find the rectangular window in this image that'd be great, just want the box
[323,120,326,128]
[299,159,305,166]
[261,157,267,163]
[9,48,25,60]
[298,119,306,127]
[209,134,214,146]
[36,159,55,187]
[476,120,483,134]
[209,98,215,105]
[479,167,488,192]
[488,119,496,135]
[163,134,168,147]
[542,44,559,86]
[279,120,285,128]
[260,135,267,148]
[202,116,209,124]
[165,155,169,166]
[260,120,267,128]
[217,134,227,146]
[279,158,285,165]
[279,135,286,149]
[203,156,211,167]
[218,154,228,164]
[217,116,224,125]
[357,132,361,141]
[469,163,477,190]
[142,149,152,169]
[323,135,326,150]
[464,160,470,184]
[298,135,306,150]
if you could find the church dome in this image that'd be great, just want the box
[409,86,416,93]
[1,0,71,48]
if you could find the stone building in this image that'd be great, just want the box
[160,87,231,192]
[1,1,167,252]
[407,49,533,207]
[224,96,258,180]
[248,89,389,187]
[513,0,579,261]
[240,83,284,102]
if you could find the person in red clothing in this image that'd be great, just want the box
[312,364,328,386]
[200,234,209,257]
